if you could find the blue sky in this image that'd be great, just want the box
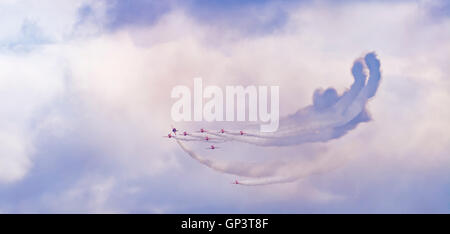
[0,0,449,213]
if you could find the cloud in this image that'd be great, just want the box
[0,0,449,212]
[0,47,66,183]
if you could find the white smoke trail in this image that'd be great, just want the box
[203,52,381,147]
[174,134,229,143]
[176,139,350,186]
[176,139,281,177]
[236,155,348,186]
[174,52,381,185]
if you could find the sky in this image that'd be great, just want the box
[0,0,449,213]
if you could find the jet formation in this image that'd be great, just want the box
[164,125,244,185]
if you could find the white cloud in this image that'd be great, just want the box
[0,48,65,183]
[0,0,449,211]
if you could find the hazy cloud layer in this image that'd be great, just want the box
[0,0,449,213]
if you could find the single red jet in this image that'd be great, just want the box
[206,145,219,150]
[163,133,174,138]
[170,125,178,135]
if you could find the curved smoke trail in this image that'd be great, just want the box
[176,139,349,185]
[205,52,381,147]
[175,52,381,185]
[176,139,283,178]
